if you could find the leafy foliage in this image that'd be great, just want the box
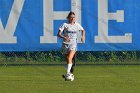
[0,51,140,64]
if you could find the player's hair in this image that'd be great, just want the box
[67,11,75,19]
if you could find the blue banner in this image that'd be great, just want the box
[0,0,139,51]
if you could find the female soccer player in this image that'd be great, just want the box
[57,11,85,80]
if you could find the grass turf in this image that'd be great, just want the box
[0,65,140,93]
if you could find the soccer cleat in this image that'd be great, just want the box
[62,74,70,81]
[62,74,67,81]
[62,74,65,78]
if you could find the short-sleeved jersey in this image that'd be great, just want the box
[59,22,84,44]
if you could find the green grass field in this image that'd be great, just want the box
[0,65,140,93]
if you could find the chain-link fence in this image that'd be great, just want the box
[0,51,140,65]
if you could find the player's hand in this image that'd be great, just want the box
[81,36,85,43]
[63,36,70,42]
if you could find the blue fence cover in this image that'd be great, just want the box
[0,0,139,51]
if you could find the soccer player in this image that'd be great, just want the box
[57,11,85,80]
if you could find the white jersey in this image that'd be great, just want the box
[59,22,84,44]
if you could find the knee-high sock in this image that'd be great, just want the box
[66,64,72,73]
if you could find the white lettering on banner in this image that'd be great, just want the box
[40,0,82,43]
[95,0,132,43]
[0,0,132,44]
[72,0,82,43]
[0,0,25,43]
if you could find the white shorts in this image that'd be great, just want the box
[62,42,77,54]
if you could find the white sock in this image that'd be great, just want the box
[66,64,72,73]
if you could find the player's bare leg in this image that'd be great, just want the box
[62,50,75,80]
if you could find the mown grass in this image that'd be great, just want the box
[0,65,140,93]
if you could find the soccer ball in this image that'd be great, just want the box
[65,73,74,81]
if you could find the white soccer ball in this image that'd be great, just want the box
[65,73,74,81]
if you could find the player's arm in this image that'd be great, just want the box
[57,23,67,39]
[57,30,65,39]
[57,30,70,42]
[81,29,85,43]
